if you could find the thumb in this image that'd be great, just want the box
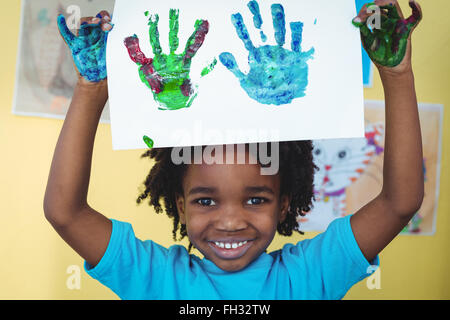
[57,15,75,48]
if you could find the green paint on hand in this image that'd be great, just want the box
[143,136,154,148]
[353,1,422,67]
[201,58,217,77]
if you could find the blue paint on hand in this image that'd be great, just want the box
[219,1,314,106]
[57,15,112,82]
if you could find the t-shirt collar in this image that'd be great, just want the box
[201,252,274,274]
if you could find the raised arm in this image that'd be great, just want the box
[44,12,113,267]
[350,0,424,262]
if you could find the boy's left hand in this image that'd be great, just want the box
[353,0,422,75]
[57,11,114,85]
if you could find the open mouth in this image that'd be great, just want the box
[207,240,254,260]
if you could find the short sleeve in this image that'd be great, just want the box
[84,219,169,299]
[282,214,380,300]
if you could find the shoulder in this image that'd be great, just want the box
[273,215,351,257]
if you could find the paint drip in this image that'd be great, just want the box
[143,135,154,148]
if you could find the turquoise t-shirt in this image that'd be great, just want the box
[84,214,380,300]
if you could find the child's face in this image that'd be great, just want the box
[176,149,290,272]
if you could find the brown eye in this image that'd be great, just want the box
[246,197,266,205]
[196,198,216,206]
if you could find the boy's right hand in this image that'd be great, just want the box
[57,11,113,85]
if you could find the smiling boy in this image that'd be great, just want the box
[44,1,424,300]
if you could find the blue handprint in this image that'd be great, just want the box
[57,14,112,82]
[220,0,314,106]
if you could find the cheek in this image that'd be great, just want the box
[251,210,280,236]
[185,213,209,239]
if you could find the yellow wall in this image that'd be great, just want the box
[0,0,448,300]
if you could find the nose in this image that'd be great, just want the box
[214,204,248,232]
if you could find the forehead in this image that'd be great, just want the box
[182,146,280,194]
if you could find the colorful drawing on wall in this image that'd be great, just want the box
[299,101,443,235]
[307,121,385,224]
[124,9,212,110]
[108,0,365,150]
[219,0,315,106]
[12,0,114,122]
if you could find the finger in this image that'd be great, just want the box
[405,0,422,29]
[80,16,94,25]
[96,10,113,31]
[148,14,163,56]
[86,16,101,25]
[230,13,257,58]
[352,3,376,45]
[374,0,404,19]
[248,0,267,42]
[124,35,153,65]
[101,22,113,32]
[248,0,263,30]
[353,3,372,26]
[290,22,303,52]
[141,64,164,94]
[57,15,75,47]
[169,9,180,53]
[219,52,245,81]
[271,4,286,46]
[183,19,209,65]
[95,10,111,21]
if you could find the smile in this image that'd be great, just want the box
[214,240,247,249]
[207,240,254,260]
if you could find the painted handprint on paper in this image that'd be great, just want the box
[125,10,211,110]
[219,0,314,106]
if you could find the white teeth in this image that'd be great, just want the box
[213,241,249,249]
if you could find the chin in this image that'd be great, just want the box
[216,259,249,273]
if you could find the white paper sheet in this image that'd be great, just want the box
[107,0,364,150]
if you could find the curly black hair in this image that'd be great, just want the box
[136,142,318,251]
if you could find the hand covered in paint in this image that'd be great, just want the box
[57,11,113,83]
[124,10,210,110]
[353,0,422,71]
[219,1,314,106]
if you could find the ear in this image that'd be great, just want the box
[176,193,186,225]
[279,194,291,223]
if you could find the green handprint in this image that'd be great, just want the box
[353,0,422,68]
[125,10,211,110]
